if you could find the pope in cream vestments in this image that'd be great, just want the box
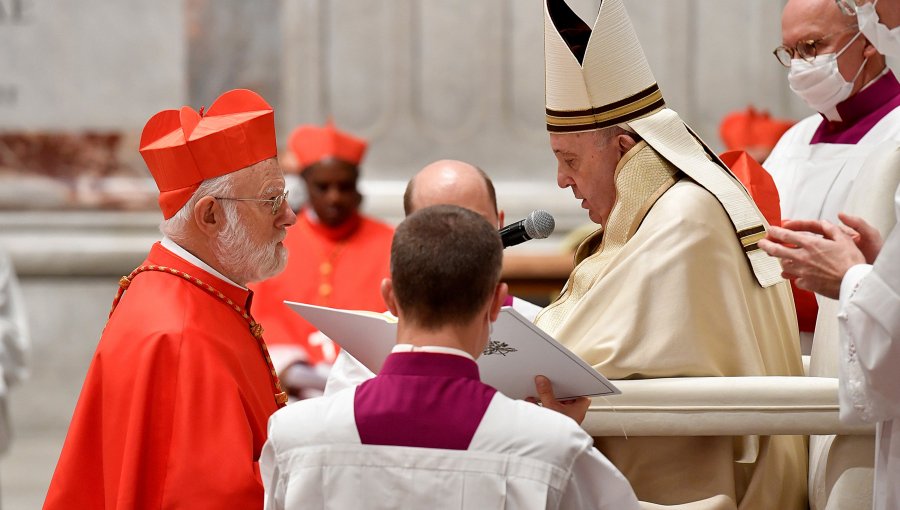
[536,1,807,509]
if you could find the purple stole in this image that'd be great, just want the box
[811,71,900,144]
[354,352,497,450]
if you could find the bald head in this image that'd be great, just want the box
[783,0,852,40]
[404,160,501,227]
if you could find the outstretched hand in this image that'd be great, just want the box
[527,375,591,424]
[758,220,866,299]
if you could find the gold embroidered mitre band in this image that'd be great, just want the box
[543,0,782,287]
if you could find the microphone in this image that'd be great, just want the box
[499,210,555,248]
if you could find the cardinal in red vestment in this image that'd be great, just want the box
[44,89,297,510]
[250,122,393,397]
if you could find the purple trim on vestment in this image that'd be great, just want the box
[811,72,900,144]
[354,352,497,450]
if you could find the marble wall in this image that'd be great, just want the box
[0,0,185,130]
[1,0,815,228]
[280,0,805,173]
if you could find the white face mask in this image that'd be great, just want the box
[788,31,868,121]
[857,0,900,58]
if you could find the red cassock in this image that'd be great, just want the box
[44,243,280,510]
[719,150,781,228]
[720,150,817,333]
[250,211,393,365]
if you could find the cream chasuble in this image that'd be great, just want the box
[535,143,807,510]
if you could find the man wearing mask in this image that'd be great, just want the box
[764,0,900,342]
[761,1,900,508]
[250,122,393,397]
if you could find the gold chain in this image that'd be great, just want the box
[112,265,288,407]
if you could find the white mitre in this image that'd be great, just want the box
[544,0,782,287]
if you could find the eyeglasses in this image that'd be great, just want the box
[773,25,859,67]
[214,190,289,215]
[835,0,873,16]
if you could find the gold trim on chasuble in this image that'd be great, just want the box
[534,142,678,335]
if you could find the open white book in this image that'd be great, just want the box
[285,301,619,400]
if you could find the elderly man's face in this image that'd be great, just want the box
[303,159,362,228]
[216,158,296,283]
[782,0,869,84]
[550,130,622,226]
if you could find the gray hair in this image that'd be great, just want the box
[617,122,637,134]
[159,173,236,243]
[598,125,630,144]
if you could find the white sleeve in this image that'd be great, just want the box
[0,250,29,390]
[260,417,286,510]
[323,350,375,396]
[559,444,640,510]
[838,189,900,424]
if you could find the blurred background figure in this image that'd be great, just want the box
[251,122,394,400]
[0,246,29,498]
[719,106,796,163]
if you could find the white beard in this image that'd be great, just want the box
[213,203,288,284]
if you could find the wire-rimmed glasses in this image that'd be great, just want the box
[772,25,860,67]
[214,190,289,215]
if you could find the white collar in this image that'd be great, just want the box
[160,237,247,291]
[391,344,476,362]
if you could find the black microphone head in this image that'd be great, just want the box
[524,210,555,240]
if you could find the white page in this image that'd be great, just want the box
[286,301,619,400]
[479,308,619,399]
